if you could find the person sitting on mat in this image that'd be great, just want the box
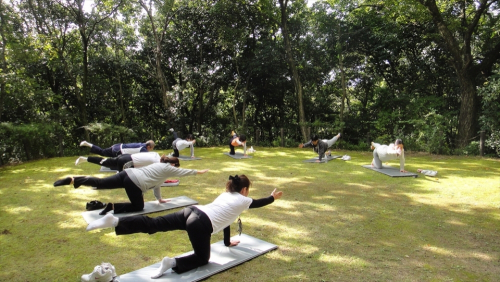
[168,128,196,158]
[54,156,209,215]
[299,133,341,162]
[79,140,155,158]
[75,152,163,172]
[370,139,407,172]
[229,131,247,156]
[85,174,283,278]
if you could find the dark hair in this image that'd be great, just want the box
[239,134,247,142]
[160,156,180,167]
[395,139,404,146]
[311,134,319,141]
[186,134,194,141]
[226,175,251,193]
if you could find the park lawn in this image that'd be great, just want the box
[0,147,499,282]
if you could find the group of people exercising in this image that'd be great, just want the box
[55,128,405,279]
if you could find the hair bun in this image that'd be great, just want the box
[229,175,241,184]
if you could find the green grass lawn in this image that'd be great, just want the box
[1,147,499,281]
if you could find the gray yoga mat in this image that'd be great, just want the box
[362,165,418,178]
[177,155,202,161]
[81,196,198,224]
[100,166,118,173]
[223,152,253,159]
[116,233,277,282]
[303,155,341,163]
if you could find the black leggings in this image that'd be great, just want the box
[74,171,143,214]
[87,154,133,171]
[116,206,213,273]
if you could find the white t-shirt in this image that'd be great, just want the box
[131,152,161,168]
[196,192,253,234]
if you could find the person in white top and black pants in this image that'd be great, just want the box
[85,174,283,278]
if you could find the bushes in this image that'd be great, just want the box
[0,122,63,164]
[479,70,500,157]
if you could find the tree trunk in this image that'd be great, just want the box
[279,0,307,142]
[456,71,478,147]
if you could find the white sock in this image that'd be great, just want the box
[75,156,87,166]
[151,257,176,279]
[86,213,118,231]
[80,141,92,147]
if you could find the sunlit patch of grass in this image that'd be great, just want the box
[1,148,500,281]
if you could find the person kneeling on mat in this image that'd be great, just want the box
[85,175,283,278]
[229,131,247,156]
[169,128,196,158]
[371,139,407,172]
[54,156,209,215]
[75,152,163,172]
[299,133,341,162]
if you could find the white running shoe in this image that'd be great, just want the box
[101,262,117,278]
[81,265,113,282]
[75,156,87,166]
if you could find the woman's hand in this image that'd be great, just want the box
[298,143,304,148]
[400,170,408,173]
[159,199,171,203]
[197,169,209,174]
[229,240,240,247]
[271,188,283,200]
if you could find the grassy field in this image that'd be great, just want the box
[1,147,499,281]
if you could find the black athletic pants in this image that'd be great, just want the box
[171,131,181,157]
[115,206,213,273]
[87,154,133,171]
[74,171,144,214]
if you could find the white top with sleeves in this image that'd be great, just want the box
[125,163,197,200]
[233,139,247,154]
[175,140,195,156]
[196,192,253,234]
[130,152,161,168]
[376,144,405,171]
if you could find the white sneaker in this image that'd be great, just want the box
[168,128,174,132]
[75,156,87,166]
[101,262,117,278]
[81,265,113,282]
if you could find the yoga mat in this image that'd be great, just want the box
[178,155,202,161]
[117,233,277,282]
[81,196,198,224]
[100,166,118,173]
[362,165,418,178]
[223,152,253,159]
[303,155,341,163]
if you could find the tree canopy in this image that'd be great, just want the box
[1,0,499,163]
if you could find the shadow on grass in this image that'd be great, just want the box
[0,148,499,281]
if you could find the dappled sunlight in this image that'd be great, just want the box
[2,205,33,214]
[444,219,467,226]
[319,253,371,266]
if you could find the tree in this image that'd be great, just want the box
[400,0,500,147]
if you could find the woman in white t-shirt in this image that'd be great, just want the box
[85,175,283,278]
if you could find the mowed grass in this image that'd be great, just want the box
[1,147,499,281]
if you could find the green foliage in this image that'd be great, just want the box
[81,123,137,148]
[0,122,63,163]
[412,111,451,155]
[479,70,500,156]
